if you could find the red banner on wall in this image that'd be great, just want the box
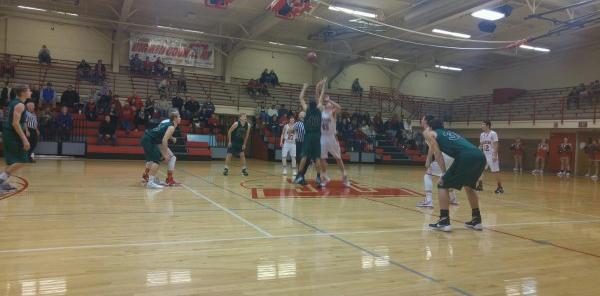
[129,33,214,68]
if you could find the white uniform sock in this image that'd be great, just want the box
[168,155,176,171]
[424,174,433,202]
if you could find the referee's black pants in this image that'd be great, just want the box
[28,127,38,161]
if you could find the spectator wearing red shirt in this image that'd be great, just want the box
[128,92,144,110]
[143,57,152,76]
[120,103,134,133]
[207,113,219,134]
[84,100,97,121]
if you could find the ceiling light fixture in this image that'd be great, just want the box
[471,9,505,21]
[371,56,399,62]
[519,44,550,53]
[182,29,204,34]
[269,41,285,46]
[54,11,78,16]
[435,64,463,72]
[156,25,180,30]
[432,28,471,39]
[17,5,47,12]
[329,5,377,18]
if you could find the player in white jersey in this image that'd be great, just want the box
[318,83,349,187]
[280,116,297,176]
[479,120,504,194]
[417,151,459,208]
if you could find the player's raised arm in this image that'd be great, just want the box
[317,77,327,109]
[299,83,308,111]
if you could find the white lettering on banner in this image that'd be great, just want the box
[130,33,214,68]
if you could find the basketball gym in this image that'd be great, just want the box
[0,0,600,295]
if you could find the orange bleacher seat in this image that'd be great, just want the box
[382,155,392,161]
[180,119,191,126]
[86,137,140,146]
[376,148,384,155]
[116,130,144,138]
[187,148,211,157]
[87,145,144,154]
[186,141,209,148]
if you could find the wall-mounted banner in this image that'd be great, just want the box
[130,33,214,68]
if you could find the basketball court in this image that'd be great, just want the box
[0,159,598,295]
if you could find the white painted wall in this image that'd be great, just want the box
[230,47,313,84]
[454,47,600,97]
[4,17,112,62]
[400,70,459,98]
[0,18,6,53]
[330,63,391,89]
[397,46,600,99]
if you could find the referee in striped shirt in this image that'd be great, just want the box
[294,111,305,163]
[24,100,40,162]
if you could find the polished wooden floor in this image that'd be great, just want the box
[1,159,600,295]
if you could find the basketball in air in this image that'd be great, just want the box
[306,51,317,63]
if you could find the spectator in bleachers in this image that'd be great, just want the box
[25,101,40,162]
[144,96,155,116]
[41,82,56,109]
[1,54,16,78]
[203,97,216,117]
[171,95,184,113]
[199,106,210,125]
[108,103,120,128]
[267,104,277,122]
[567,87,578,110]
[130,54,142,74]
[158,79,168,100]
[259,69,270,86]
[0,82,10,107]
[38,106,54,137]
[77,59,91,81]
[110,95,122,112]
[351,78,363,96]
[256,102,268,122]
[268,70,280,87]
[55,106,73,142]
[143,57,153,76]
[93,60,107,85]
[184,96,200,119]
[246,79,259,97]
[277,104,288,119]
[84,100,97,121]
[207,113,219,134]
[60,85,80,110]
[31,86,40,107]
[38,45,51,65]
[120,103,134,133]
[177,68,187,93]
[361,122,375,152]
[166,67,174,79]
[127,92,144,110]
[98,115,117,146]
[133,105,147,131]
[269,114,280,135]
[258,82,270,96]
[154,57,166,76]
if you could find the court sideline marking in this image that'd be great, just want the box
[157,171,273,238]
[178,168,473,296]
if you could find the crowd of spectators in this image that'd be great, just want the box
[246,69,280,98]
[567,80,600,109]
